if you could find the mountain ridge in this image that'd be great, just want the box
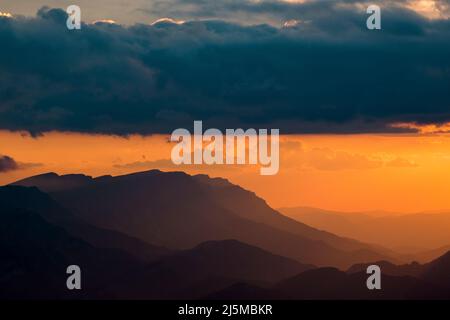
[12,170,398,268]
[280,206,450,261]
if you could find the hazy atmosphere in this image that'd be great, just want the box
[1,0,450,302]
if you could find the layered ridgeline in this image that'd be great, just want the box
[13,170,397,268]
[279,206,450,262]
[208,252,450,300]
[2,200,450,299]
[0,202,313,299]
[0,206,145,299]
[3,172,450,299]
[0,185,170,262]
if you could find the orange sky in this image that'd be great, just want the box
[1,129,450,213]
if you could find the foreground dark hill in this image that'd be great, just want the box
[154,240,313,285]
[0,205,317,299]
[421,251,450,289]
[0,186,170,262]
[13,170,396,268]
[108,240,314,299]
[208,272,449,300]
[208,251,450,300]
[347,251,450,290]
[347,260,423,278]
[2,182,450,300]
[278,268,450,299]
[0,207,145,299]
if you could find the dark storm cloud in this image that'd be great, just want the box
[0,3,449,135]
[144,0,447,28]
[0,155,42,172]
[0,155,19,172]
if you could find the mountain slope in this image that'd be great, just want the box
[157,240,313,284]
[13,170,396,268]
[209,250,450,300]
[2,193,450,299]
[193,175,380,252]
[108,239,314,299]
[0,206,316,299]
[12,172,98,192]
[0,207,146,299]
[280,206,450,256]
[274,267,449,299]
[421,251,450,289]
[347,250,450,291]
[347,260,423,278]
[0,185,170,262]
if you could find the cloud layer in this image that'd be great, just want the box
[0,155,19,172]
[0,154,42,173]
[0,3,449,135]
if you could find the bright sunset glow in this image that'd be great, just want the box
[406,0,450,19]
[0,11,12,18]
[2,0,450,302]
[2,130,450,213]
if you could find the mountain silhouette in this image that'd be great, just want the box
[154,239,313,285]
[13,172,99,192]
[347,250,450,286]
[0,207,146,299]
[0,205,319,299]
[203,248,450,300]
[13,170,395,268]
[280,206,450,258]
[208,261,450,300]
[419,251,450,289]
[0,185,321,299]
[107,239,314,299]
[274,266,450,299]
[344,251,450,297]
[3,172,450,299]
[205,282,279,300]
[347,260,424,278]
[0,185,170,262]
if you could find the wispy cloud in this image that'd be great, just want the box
[0,155,42,173]
[391,122,450,134]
